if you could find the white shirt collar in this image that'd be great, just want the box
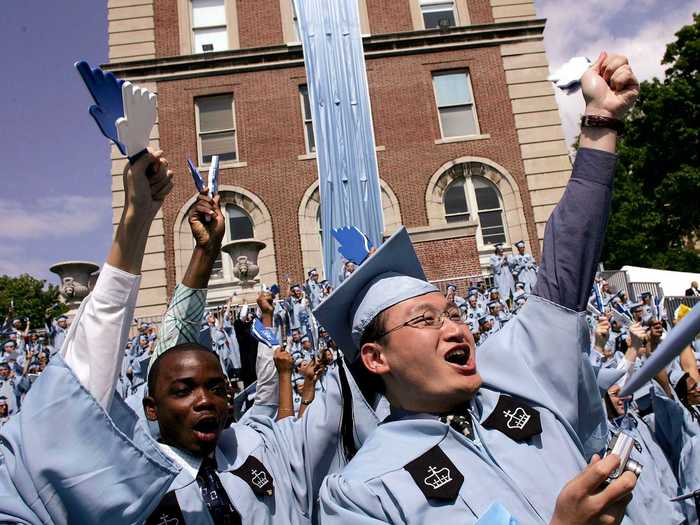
[157,442,205,479]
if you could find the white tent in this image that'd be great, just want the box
[621,265,700,296]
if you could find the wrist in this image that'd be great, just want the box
[584,104,616,119]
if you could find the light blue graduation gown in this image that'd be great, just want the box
[320,147,622,524]
[0,355,179,524]
[490,255,515,300]
[510,253,538,294]
[606,413,686,524]
[652,387,700,524]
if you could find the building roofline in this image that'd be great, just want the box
[104,18,546,83]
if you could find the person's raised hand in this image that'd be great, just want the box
[273,347,294,375]
[551,454,636,525]
[257,291,275,316]
[594,317,611,348]
[188,188,225,255]
[628,322,647,350]
[122,148,173,223]
[581,52,640,120]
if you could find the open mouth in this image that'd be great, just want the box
[192,417,220,442]
[444,346,470,366]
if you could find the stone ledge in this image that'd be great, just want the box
[407,222,478,243]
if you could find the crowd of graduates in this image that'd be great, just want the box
[3,51,700,525]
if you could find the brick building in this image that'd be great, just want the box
[106,0,572,317]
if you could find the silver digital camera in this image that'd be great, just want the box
[604,430,643,481]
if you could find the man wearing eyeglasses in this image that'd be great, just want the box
[315,53,643,524]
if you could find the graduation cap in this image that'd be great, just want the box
[308,268,318,276]
[269,284,280,297]
[467,290,478,299]
[515,282,525,289]
[629,302,643,312]
[478,315,490,325]
[640,291,652,300]
[489,287,499,295]
[57,315,68,321]
[596,366,626,393]
[313,227,437,362]
[494,243,504,252]
[514,240,525,249]
[301,336,311,344]
[487,301,499,310]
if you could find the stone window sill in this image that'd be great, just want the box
[435,134,491,145]
[198,161,248,170]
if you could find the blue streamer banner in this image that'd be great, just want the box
[294,0,385,286]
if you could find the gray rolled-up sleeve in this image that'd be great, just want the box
[533,147,618,311]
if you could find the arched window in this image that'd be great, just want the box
[442,163,506,246]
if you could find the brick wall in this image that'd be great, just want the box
[237,0,284,49]
[414,236,481,282]
[155,43,538,295]
[467,0,494,24]
[366,0,414,34]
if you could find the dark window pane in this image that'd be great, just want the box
[306,123,316,152]
[210,253,224,279]
[479,210,506,244]
[423,10,455,29]
[473,177,501,210]
[227,206,254,240]
[300,85,312,118]
[444,180,469,216]
[198,95,234,132]
[201,131,237,163]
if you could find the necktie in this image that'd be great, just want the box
[196,455,242,525]
[440,405,475,440]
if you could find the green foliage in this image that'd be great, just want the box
[602,13,700,272]
[0,274,67,330]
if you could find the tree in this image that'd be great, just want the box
[602,12,700,272]
[0,274,67,331]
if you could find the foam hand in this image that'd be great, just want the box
[187,159,205,192]
[331,226,373,265]
[75,60,126,154]
[208,155,220,197]
[116,81,157,162]
[548,56,591,90]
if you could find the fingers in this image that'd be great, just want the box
[593,471,637,513]
[579,454,620,491]
[610,64,638,92]
[152,170,174,201]
[600,53,629,83]
[589,51,607,75]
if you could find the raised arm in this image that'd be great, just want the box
[533,52,639,310]
[0,150,178,524]
[151,189,225,359]
[62,150,173,409]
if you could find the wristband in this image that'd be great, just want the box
[581,114,624,135]
[301,399,313,406]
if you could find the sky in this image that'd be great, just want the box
[0,0,697,286]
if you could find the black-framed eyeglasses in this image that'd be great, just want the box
[375,307,465,340]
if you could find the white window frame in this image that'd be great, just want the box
[299,85,315,154]
[443,168,507,249]
[194,94,239,167]
[190,0,229,53]
[432,70,481,140]
[420,0,458,29]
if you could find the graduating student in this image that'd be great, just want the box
[489,244,514,301]
[129,182,379,523]
[304,268,324,310]
[510,240,538,294]
[316,53,641,524]
[0,150,178,523]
